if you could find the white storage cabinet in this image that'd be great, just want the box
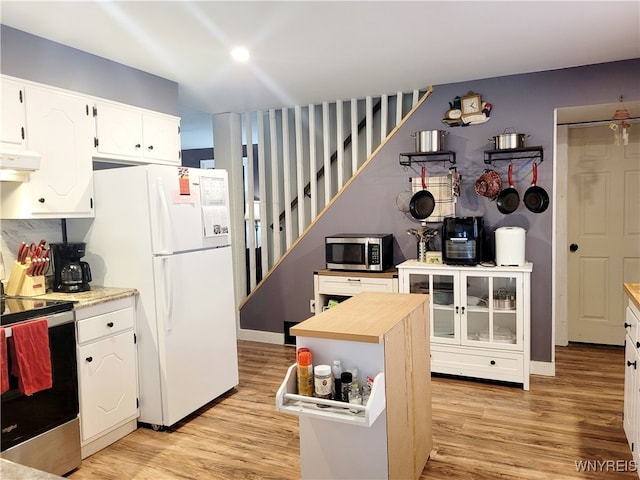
[397,260,533,390]
[623,287,640,476]
[1,82,94,219]
[75,296,139,459]
[93,101,181,165]
[313,269,398,314]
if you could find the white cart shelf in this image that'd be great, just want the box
[277,366,385,427]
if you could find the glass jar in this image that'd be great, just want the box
[314,364,332,401]
[348,385,362,413]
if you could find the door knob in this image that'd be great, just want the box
[569,243,579,252]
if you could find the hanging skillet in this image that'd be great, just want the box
[496,164,520,214]
[409,166,435,220]
[523,163,549,213]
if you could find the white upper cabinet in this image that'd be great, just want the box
[93,101,181,165]
[1,78,26,149]
[1,84,95,219]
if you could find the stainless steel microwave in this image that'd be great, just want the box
[325,234,393,271]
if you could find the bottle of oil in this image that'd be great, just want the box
[297,350,314,396]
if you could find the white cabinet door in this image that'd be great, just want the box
[25,85,94,217]
[94,101,143,158]
[142,112,181,164]
[77,330,138,442]
[1,78,26,148]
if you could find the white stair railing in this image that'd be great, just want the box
[241,88,430,295]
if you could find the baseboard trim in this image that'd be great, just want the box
[237,328,284,345]
[530,360,556,377]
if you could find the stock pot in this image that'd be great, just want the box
[490,128,529,150]
[412,130,447,152]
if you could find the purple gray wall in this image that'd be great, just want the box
[240,59,640,363]
[1,26,178,115]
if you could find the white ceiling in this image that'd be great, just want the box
[1,1,639,148]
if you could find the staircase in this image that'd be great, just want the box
[238,87,433,301]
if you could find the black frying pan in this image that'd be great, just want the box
[523,163,549,213]
[496,164,520,214]
[409,166,435,220]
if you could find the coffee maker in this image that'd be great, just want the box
[50,242,92,292]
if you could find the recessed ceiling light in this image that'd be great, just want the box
[231,47,250,62]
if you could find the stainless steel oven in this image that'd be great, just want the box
[1,296,81,476]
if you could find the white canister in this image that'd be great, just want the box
[495,227,526,266]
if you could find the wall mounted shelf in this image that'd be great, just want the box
[483,146,543,164]
[399,151,456,166]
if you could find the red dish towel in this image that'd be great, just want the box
[9,318,52,395]
[0,327,8,394]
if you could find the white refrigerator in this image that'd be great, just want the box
[69,164,239,428]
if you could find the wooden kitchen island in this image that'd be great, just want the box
[277,292,431,480]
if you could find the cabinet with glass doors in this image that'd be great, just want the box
[397,260,532,390]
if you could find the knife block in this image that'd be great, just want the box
[5,261,27,296]
[20,275,46,296]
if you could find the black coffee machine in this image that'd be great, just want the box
[50,242,92,292]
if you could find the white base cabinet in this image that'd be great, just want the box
[398,260,532,390]
[623,286,640,476]
[75,296,139,459]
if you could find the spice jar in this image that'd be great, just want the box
[314,364,332,401]
[340,371,353,402]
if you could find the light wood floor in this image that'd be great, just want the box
[68,341,636,479]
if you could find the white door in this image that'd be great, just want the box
[153,247,239,427]
[568,124,640,344]
[147,166,231,254]
[77,331,138,441]
[1,78,25,147]
[94,101,143,158]
[25,85,94,216]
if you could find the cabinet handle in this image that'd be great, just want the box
[490,360,496,366]
[147,145,154,151]
[86,356,93,363]
[624,322,632,328]
[461,306,466,314]
[107,322,114,328]
[455,306,459,314]
[38,198,45,203]
[636,341,640,349]
[135,144,141,149]
[628,360,637,369]
[347,278,361,282]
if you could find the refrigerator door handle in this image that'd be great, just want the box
[161,256,174,332]
[155,177,173,254]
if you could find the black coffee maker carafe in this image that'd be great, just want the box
[50,242,92,292]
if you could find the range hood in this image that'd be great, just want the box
[0,149,41,181]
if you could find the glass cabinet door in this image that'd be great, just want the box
[462,273,520,349]
[407,271,458,343]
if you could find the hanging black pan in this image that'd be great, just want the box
[496,164,520,214]
[523,163,549,213]
[409,166,435,220]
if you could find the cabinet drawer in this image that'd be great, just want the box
[317,275,396,295]
[431,346,524,384]
[77,307,134,344]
